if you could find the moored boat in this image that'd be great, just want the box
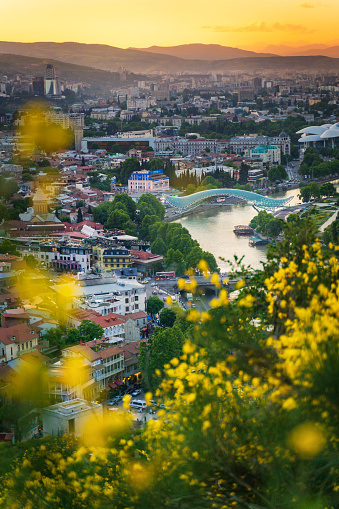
[233,225,254,236]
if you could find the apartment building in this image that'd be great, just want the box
[0,323,39,363]
[60,343,125,393]
[21,241,91,273]
[229,132,291,155]
[128,169,169,193]
[154,137,230,156]
[54,274,146,315]
[92,245,132,272]
[245,144,281,165]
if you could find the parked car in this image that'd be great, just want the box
[107,398,118,406]
[132,389,142,397]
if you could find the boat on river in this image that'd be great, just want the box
[249,237,269,247]
[233,225,254,236]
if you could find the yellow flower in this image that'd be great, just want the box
[288,423,326,459]
[183,341,196,354]
[282,397,297,411]
[177,278,186,290]
[145,392,153,406]
[201,311,211,323]
[238,294,255,308]
[202,420,211,431]
[197,259,209,277]
[187,309,200,322]
[211,272,220,288]
[235,279,245,290]
[210,298,222,308]
[165,296,173,305]
[123,394,131,409]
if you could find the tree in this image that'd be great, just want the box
[201,251,218,272]
[139,214,160,241]
[0,177,19,200]
[320,182,336,197]
[44,326,66,350]
[185,184,196,196]
[186,246,203,270]
[78,320,104,342]
[105,209,136,235]
[77,208,83,223]
[159,308,177,328]
[266,218,284,238]
[150,237,167,256]
[24,255,38,269]
[146,296,164,316]
[139,325,184,390]
[238,162,249,184]
[299,185,311,203]
[0,239,19,256]
[112,194,137,219]
[138,194,165,219]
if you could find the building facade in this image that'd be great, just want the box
[92,245,132,272]
[128,169,170,193]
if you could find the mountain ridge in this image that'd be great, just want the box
[128,43,276,60]
[1,43,339,77]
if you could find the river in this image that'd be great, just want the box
[175,188,301,272]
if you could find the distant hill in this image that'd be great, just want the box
[206,55,339,72]
[297,46,339,58]
[0,53,140,93]
[264,43,330,56]
[129,43,275,60]
[1,43,339,77]
[0,41,192,74]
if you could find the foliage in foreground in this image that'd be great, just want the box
[2,221,339,508]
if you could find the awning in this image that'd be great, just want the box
[141,327,147,331]
[114,380,124,386]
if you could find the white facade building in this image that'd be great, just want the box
[154,137,230,156]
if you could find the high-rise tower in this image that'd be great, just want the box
[44,64,58,97]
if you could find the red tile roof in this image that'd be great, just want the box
[98,345,124,359]
[130,250,161,261]
[0,323,39,345]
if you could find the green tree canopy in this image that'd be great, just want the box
[139,325,184,390]
[0,239,19,256]
[0,177,19,200]
[146,295,164,316]
[159,308,177,328]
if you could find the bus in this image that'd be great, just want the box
[155,271,176,280]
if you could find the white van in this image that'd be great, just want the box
[130,399,147,411]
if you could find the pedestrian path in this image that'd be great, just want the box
[320,210,339,232]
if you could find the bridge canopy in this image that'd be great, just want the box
[164,188,293,211]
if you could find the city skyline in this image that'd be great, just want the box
[2,0,338,51]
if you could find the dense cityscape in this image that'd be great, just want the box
[1,23,339,508]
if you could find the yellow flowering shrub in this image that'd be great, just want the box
[2,218,339,507]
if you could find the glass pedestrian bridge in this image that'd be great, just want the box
[164,189,293,212]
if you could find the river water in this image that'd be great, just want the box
[176,188,301,272]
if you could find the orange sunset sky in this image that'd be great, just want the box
[2,0,338,50]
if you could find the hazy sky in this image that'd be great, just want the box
[2,0,337,49]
